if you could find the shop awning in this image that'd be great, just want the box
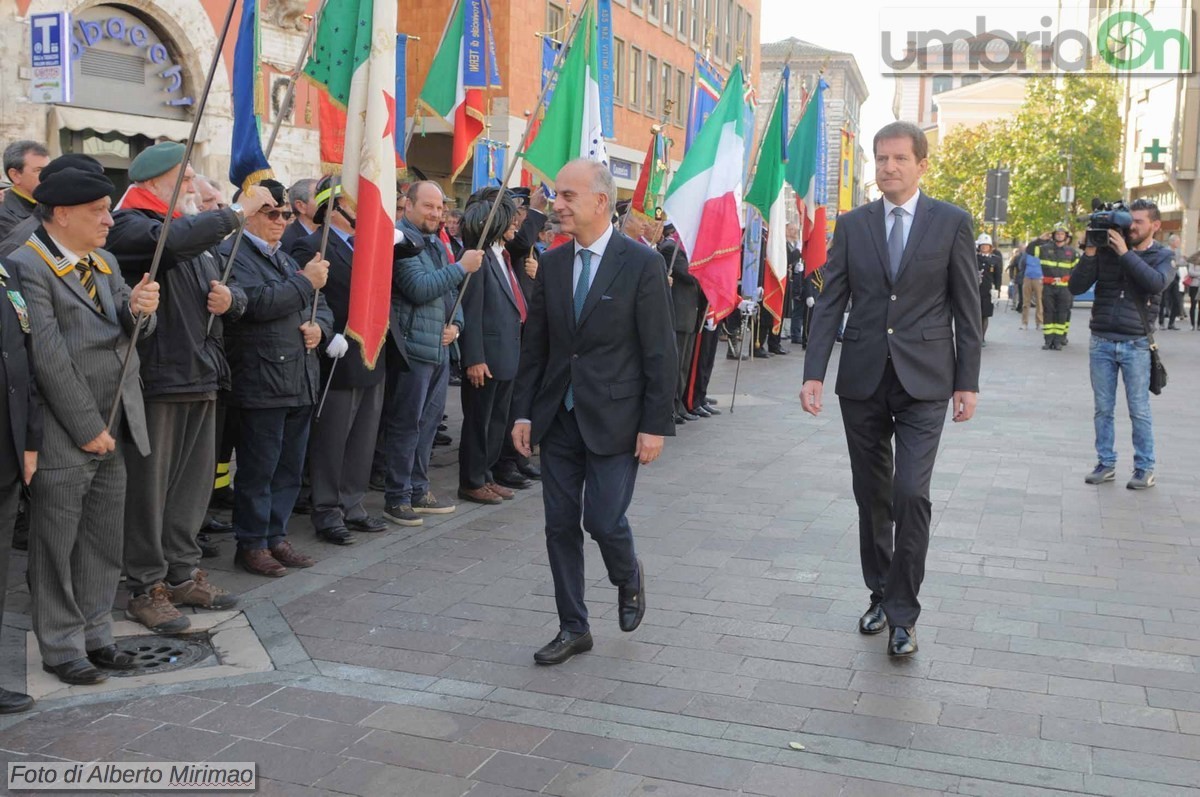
[49,105,193,149]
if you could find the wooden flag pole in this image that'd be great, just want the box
[447,0,594,322]
[206,0,330,335]
[106,0,241,431]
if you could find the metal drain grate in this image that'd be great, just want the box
[108,633,217,678]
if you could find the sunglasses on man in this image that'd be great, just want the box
[259,208,294,221]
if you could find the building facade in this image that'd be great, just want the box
[756,37,868,215]
[1,0,761,205]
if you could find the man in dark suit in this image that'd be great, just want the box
[457,191,524,504]
[293,176,390,546]
[0,258,40,711]
[280,178,318,254]
[512,159,677,666]
[660,225,701,422]
[801,122,982,658]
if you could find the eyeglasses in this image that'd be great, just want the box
[259,208,294,221]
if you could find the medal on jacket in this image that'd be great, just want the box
[6,290,30,334]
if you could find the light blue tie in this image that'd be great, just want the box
[565,249,593,411]
[888,207,906,280]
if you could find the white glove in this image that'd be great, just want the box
[754,287,764,302]
[806,296,816,308]
[325,333,349,359]
[738,299,758,316]
[793,264,803,274]
[394,229,405,245]
[705,317,717,331]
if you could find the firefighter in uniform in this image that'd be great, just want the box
[1027,224,1078,350]
[975,233,1003,346]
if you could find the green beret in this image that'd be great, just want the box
[129,141,186,182]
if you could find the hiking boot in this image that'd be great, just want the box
[127,582,191,633]
[168,569,239,610]
[412,492,456,514]
[1084,464,1116,485]
[1127,469,1156,490]
[269,541,316,568]
[384,503,424,526]
[235,548,287,578]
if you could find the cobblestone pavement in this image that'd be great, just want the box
[4,306,1200,796]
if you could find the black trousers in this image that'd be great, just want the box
[692,326,718,408]
[674,331,696,415]
[540,407,639,634]
[0,476,22,627]
[459,377,514,489]
[839,361,947,629]
[1043,284,1073,344]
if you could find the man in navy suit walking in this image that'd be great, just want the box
[512,159,677,665]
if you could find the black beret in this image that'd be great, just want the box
[41,154,104,182]
[33,167,114,206]
[258,178,287,206]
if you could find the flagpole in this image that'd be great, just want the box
[308,173,339,330]
[447,0,594,321]
[406,0,465,159]
[106,0,241,432]
[206,0,329,335]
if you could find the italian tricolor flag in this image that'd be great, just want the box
[524,4,608,182]
[745,82,789,333]
[302,0,397,369]
[786,79,828,277]
[417,0,490,181]
[662,62,747,322]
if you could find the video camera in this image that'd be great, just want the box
[1084,199,1133,249]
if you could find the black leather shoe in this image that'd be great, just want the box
[888,626,918,657]
[858,603,887,635]
[679,411,700,422]
[673,415,687,425]
[345,516,389,533]
[701,404,722,416]
[692,405,712,418]
[494,466,534,490]
[618,560,646,632]
[752,347,772,358]
[203,516,233,533]
[87,644,137,671]
[0,687,33,714]
[533,631,594,665]
[769,346,789,355]
[317,526,357,546]
[726,350,749,360]
[197,532,220,559]
[434,432,453,447]
[517,462,541,480]
[42,658,108,685]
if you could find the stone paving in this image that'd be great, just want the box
[4,303,1200,796]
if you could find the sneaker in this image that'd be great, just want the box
[412,492,457,514]
[1084,464,1116,484]
[168,569,238,610]
[384,503,424,526]
[127,582,191,633]
[1127,469,1156,490]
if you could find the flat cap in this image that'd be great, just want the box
[33,167,114,206]
[129,141,185,182]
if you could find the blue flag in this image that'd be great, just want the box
[540,36,560,106]
[685,55,724,153]
[814,77,830,204]
[742,207,762,294]
[395,34,409,166]
[229,0,271,190]
[597,0,615,138]
[472,141,505,193]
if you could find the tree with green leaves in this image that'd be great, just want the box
[923,75,1123,242]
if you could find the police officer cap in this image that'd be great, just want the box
[33,167,114,206]
[128,142,186,182]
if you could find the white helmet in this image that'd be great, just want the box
[975,233,993,246]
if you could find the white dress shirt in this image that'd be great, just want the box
[573,223,615,296]
[883,191,921,250]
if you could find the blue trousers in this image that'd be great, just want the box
[1090,335,1155,471]
[540,407,640,634]
[383,356,449,506]
[232,406,312,550]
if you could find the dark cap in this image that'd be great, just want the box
[41,154,104,183]
[33,167,114,206]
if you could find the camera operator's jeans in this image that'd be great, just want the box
[1090,335,1155,472]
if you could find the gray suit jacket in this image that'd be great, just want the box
[6,233,154,467]
[802,193,982,401]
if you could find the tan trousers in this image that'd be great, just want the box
[1022,278,1044,327]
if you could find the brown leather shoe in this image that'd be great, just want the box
[485,482,515,500]
[457,486,503,505]
[235,548,287,578]
[269,541,316,568]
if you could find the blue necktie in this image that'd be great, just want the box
[565,249,593,411]
[888,207,906,279]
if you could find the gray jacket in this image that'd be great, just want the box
[6,230,155,467]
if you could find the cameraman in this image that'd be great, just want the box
[1069,199,1174,490]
